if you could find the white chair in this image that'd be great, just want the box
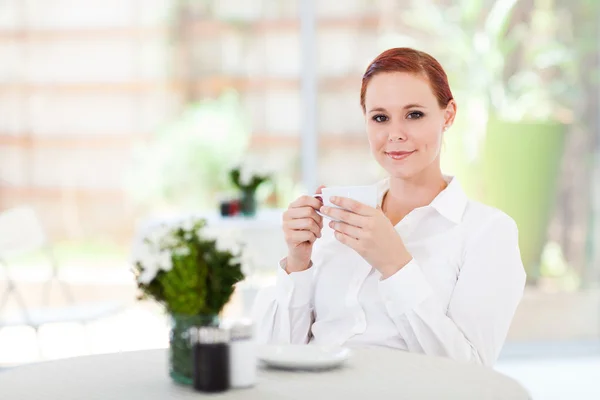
[0,206,74,320]
[0,206,123,355]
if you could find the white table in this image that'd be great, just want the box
[0,348,530,399]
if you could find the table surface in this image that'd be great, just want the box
[0,347,530,400]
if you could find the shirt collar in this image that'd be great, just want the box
[376,175,468,224]
[430,176,468,223]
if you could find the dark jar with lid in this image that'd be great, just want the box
[190,326,230,393]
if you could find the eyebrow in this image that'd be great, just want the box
[368,104,426,113]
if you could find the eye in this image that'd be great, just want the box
[372,114,389,123]
[407,111,424,119]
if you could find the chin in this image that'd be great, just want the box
[388,167,418,180]
[378,158,418,180]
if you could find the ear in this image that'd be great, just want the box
[443,100,457,129]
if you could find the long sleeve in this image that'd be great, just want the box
[252,259,315,345]
[378,212,526,366]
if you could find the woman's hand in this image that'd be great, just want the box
[320,197,413,279]
[282,187,325,273]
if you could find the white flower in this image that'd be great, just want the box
[135,247,160,284]
[148,225,170,245]
[138,266,158,285]
[164,235,180,248]
[200,226,218,240]
[181,218,195,232]
[135,249,173,284]
[133,232,175,284]
[131,236,150,265]
[157,250,173,272]
[230,255,242,265]
[134,238,155,264]
[215,236,241,255]
[174,246,191,257]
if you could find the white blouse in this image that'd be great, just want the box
[252,177,526,366]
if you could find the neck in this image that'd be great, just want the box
[383,163,447,222]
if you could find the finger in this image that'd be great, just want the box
[329,220,362,240]
[330,196,375,216]
[285,219,322,238]
[290,195,323,210]
[333,230,359,249]
[315,185,326,195]
[286,230,318,245]
[320,206,366,227]
[284,207,323,227]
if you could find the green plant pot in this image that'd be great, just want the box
[241,190,257,217]
[482,117,566,283]
[168,313,219,385]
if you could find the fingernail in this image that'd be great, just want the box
[331,196,338,202]
[329,221,334,228]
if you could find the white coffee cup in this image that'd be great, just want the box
[312,185,378,221]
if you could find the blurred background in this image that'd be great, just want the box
[0,0,598,398]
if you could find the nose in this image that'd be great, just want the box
[387,123,407,142]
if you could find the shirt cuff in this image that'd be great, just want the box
[378,259,433,316]
[275,258,314,308]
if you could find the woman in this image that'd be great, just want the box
[253,47,526,367]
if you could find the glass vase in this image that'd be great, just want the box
[168,313,219,385]
[240,190,257,216]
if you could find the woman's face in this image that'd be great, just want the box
[364,72,456,180]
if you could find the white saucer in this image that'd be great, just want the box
[258,344,351,371]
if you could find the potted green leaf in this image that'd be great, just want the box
[391,0,573,282]
[132,218,244,385]
[229,167,270,217]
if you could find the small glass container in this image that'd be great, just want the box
[228,321,256,388]
[191,326,230,393]
[169,314,218,386]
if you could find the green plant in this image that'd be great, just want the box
[132,218,244,316]
[377,0,578,197]
[229,167,270,193]
[395,0,573,123]
[126,90,250,211]
[377,0,575,176]
[132,218,244,386]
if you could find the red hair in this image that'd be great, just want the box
[360,47,454,112]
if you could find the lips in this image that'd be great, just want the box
[385,150,415,160]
